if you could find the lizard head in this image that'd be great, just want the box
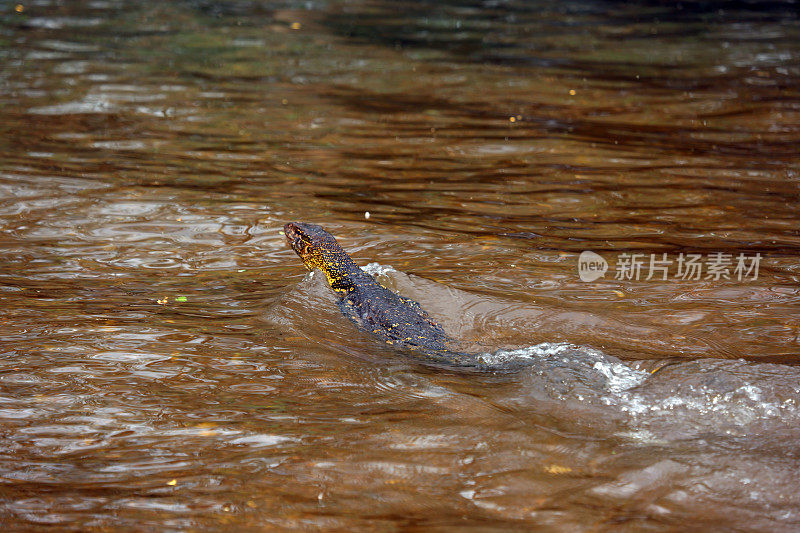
[284,222,353,290]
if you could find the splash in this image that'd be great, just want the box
[363,262,398,277]
[482,342,648,392]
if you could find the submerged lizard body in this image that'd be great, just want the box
[284,222,476,366]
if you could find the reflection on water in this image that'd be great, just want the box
[1,0,799,530]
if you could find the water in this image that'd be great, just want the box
[1,0,799,530]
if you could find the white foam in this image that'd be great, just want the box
[363,262,397,277]
[515,342,573,358]
[475,342,571,366]
[609,382,797,426]
[592,360,648,393]
[481,343,647,393]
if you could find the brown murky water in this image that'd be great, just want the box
[2,0,800,530]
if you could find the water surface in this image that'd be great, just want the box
[1,0,800,530]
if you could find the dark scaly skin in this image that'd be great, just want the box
[283,222,478,366]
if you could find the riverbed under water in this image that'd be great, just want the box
[1,0,800,530]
